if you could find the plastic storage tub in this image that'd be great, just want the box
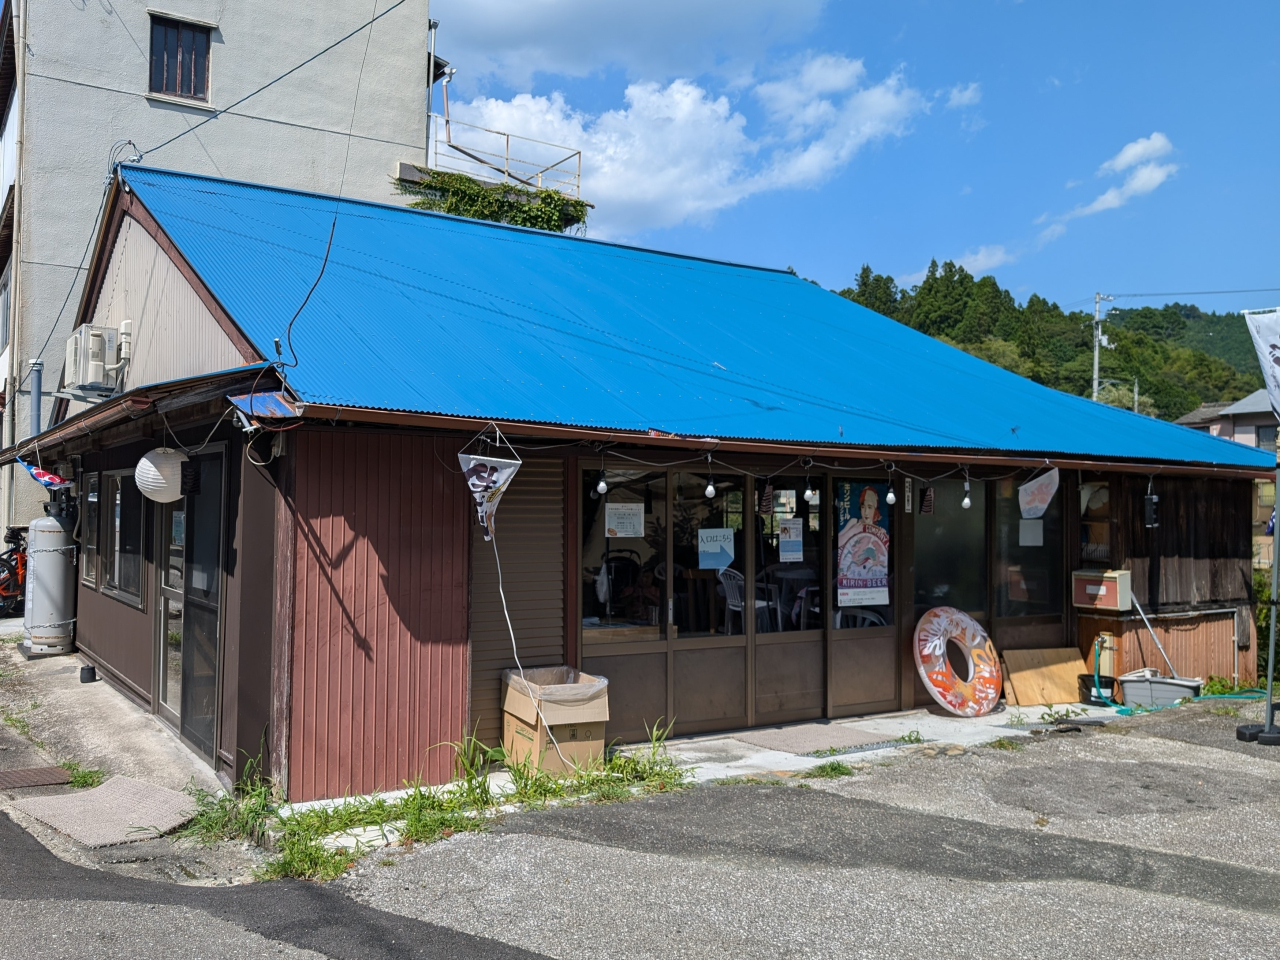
[1118,668,1201,708]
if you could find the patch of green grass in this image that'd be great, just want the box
[58,761,106,788]
[984,737,1024,752]
[378,857,396,867]
[185,719,692,882]
[1209,704,1241,717]
[3,711,30,738]
[1040,705,1088,724]
[180,757,277,846]
[807,745,848,758]
[802,760,856,779]
[895,730,923,744]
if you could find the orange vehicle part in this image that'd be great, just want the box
[913,606,1002,717]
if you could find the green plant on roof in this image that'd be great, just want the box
[395,168,588,234]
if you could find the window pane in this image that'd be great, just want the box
[581,470,666,642]
[150,22,166,92]
[105,474,144,600]
[994,477,1062,618]
[1259,426,1277,455]
[164,25,178,93]
[832,479,893,629]
[179,27,194,96]
[913,478,986,622]
[1079,480,1111,566]
[755,476,822,633]
[193,29,208,98]
[673,472,745,637]
[81,474,99,586]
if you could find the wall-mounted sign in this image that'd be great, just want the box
[778,517,804,562]
[605,502,645,538]
[835,481,891,606]
[698,527,735,570]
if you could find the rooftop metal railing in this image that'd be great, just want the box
[428,113,581,198]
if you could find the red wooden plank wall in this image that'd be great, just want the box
[289,429,470,801]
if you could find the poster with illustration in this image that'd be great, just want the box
[835,481,890,606]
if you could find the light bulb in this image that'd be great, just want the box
[596,471,608,495]
[803,487,815,503]
[589,488,600,500]
[961,494,971,509]
[885,485,896,506]
[704,478,716,499]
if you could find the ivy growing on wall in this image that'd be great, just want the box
[395,167,588,234]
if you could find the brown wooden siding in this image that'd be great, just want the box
[469,459,565,746]
[1115,476,1253,609]
[289,429,470,801]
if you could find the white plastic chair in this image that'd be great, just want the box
[717,568,776,634]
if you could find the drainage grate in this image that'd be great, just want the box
[0,766,72,790]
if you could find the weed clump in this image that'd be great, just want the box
[984,737,1024,751]
[802,761,856,779]
[58,761,106,788]
[180,718,689,882]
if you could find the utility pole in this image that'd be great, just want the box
[1133,377,1139,413]
[425,13,438,168]
[1092,292,1114,401]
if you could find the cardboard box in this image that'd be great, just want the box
[1072,569,1131,611]
[502,668,609,774]
[503,712,607,774]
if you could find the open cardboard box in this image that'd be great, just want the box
[502,668,609,774]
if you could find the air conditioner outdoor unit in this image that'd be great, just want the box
[64,322,129,392]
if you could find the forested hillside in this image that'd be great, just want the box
[838,261,1262,421]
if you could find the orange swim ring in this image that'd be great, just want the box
[913,606,1002,717]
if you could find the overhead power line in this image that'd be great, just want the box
[1109,287,1280,299]
[143,0,409,158]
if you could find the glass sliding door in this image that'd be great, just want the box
[180,452,224,759]
[913,478,988,624]
[158,500,185,726]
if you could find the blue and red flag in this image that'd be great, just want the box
[16,459,72,489]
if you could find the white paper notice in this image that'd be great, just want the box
[778,517,804,562]
[605,502,645,538]
[1018,518,1044,547]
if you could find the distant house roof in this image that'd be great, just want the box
[1174,401,1233,427]
[1221,388,1275,418]
[113,165,1276,471]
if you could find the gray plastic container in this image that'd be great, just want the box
[1118,668,1202,708]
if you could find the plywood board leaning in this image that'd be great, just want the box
[1000,659,1018,705]
[1002,648,1087,706]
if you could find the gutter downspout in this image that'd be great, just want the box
[6,0,27,523]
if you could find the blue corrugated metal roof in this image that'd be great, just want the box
[118,165,1273,469]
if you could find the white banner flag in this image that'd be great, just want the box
[458,453,521,541]
[1245,308,1280,417]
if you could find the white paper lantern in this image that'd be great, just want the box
[135,447,188,503]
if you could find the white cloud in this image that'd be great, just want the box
[1037,133,1180,245]
[957,244,1013,274]
[452,58,925,236]
[1070,160,1178,219]
[432,0,826,89]
[946,82,981,109]
[1098,131,1173,175]
[1037,222,1066,245]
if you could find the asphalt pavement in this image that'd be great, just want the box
[4,701,1280,958]
[0,810,549,960]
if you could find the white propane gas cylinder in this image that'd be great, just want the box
[23,517,76,654]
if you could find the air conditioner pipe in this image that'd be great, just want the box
[28,358,41,437]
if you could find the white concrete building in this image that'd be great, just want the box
[0,0,432,524]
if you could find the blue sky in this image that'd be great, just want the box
[433,1,1280,312]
